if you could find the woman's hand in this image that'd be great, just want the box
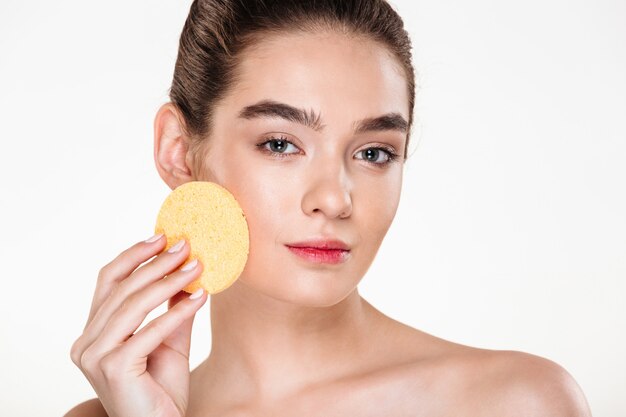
[70,234,207,417]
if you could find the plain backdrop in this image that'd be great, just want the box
[0,0,624,415]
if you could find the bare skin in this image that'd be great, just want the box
[186,296,590,417]
[67,30,591,416]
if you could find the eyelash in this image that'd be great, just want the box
[255,135,400,167]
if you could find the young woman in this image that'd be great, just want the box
[67,1,592,415]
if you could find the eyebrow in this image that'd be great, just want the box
[237,99,408,134]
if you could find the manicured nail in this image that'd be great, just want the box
[181,259,198,271]
[189,288,204,300]
[145,233,163,243]
[168,239,185,253]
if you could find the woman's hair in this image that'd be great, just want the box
[169,0,416,170]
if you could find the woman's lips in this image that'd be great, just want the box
[285,245,350,264]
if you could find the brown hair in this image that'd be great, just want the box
[169,0,416,170]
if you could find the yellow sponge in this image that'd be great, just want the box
[154,181,249,294]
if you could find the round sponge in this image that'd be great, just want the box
[154,181,249,294]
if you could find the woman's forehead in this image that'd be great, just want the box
[225,32,409,124]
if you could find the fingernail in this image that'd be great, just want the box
[181,259,198,271]
[145,233,163,243]
[168,239,185,253]
[189,288,204,300]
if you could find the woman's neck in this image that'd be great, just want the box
[198,279,379,404]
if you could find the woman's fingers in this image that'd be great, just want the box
[86,234,167,326]
[161,290,201,357]
[71,237,192,367]
[80,239,191,349]
[120,289,207,364]
[69,234,208,417]
[88,257,203,356]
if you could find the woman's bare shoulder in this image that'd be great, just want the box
[465,349,592,417]
[366,312,590,416]
[64,398,108,417]
[401,337,592,417]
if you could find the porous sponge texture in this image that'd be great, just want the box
[155,181,250,294]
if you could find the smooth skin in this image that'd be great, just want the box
[69,237,207,417]
[67,30,592,416]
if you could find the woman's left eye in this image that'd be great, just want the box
[256,136,400,167]
[354,147,399,166]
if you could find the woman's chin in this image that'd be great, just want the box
[234,274,359,308]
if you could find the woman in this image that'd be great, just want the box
[68,0,592,415]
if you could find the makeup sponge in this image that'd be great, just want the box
[154,181,250,294]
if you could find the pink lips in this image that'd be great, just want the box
[285,238,351,264]
[285,246,350,264]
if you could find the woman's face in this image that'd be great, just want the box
[194,31,409,307]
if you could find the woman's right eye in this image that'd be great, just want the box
[256,136,301,158]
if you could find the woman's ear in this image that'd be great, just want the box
[153,102,194,190]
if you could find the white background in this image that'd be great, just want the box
[0,1,624,415]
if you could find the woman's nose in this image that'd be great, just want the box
[301,165,353,219]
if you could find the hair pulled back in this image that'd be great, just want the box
[169,0,416,162]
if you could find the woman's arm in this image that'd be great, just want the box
[64,398,108,417]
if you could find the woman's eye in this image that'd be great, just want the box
[256,136,300,157]
[355,147,399,166]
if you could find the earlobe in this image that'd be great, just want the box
[153,102,194,190]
